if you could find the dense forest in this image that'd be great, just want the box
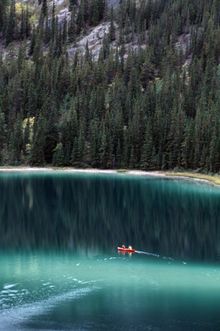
[0,0,220,171]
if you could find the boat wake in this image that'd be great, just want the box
[135,250,174,261]
[0,284,98,331]
[135,250,160,258]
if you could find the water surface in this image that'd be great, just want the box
[0,171,220,330]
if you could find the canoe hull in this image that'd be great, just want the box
[117,247,136,253]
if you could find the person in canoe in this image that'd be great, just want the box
[118,245,135,253]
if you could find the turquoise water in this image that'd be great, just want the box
[0,172,220,330]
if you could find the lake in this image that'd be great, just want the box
[0,171,220,330]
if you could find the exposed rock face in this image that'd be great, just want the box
[67,22,147,61]
[107,0,120,7]
[68,22,111,60]
[10,0,179,64]
[20,0,120,8]
[175,33,191,55]
[14,0,146,61]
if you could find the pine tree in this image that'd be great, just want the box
[109,7,116,41]
[29,27,36,56]
[69,0,78,12]
[31,116,46,165]
[141,121,153,170]
[53,143,65,166]
[6,0,16,45]
[20,7,26,40]
[68,11,76,43]
[0,108,6,165]
[0,0,8,33]
[41,0,48,18]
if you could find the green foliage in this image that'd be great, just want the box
[0,0,8,32]
[0,0,220,171]
[53,143,65,166]
[6,0,16,45]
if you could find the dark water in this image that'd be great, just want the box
[0,171,220,330]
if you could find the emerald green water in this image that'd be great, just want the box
[0,172,220,330]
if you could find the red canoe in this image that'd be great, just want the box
[117,247,136,253]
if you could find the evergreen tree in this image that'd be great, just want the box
[109,7,116,41]
[69,0,78,12]
[53,143,65,166]
[41,0,48,18]
[141,121,154,170]
[31,116,46,165]
[0,0,8,32]
[0,108,6,164]
[6,0,16,45]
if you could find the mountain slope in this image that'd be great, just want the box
[0,0,220,171]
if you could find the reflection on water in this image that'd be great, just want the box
[0,172,220,260]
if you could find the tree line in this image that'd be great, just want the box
[0,0,220,172]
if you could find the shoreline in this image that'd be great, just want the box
[0,166,219,187]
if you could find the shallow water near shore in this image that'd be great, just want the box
[0,171,220,330]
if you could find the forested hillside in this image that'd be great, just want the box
[0,0,220,171]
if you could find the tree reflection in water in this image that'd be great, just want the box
[0,172,220,261]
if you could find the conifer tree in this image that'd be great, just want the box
[41,0,48,18]
[0,0,8,33]
[6,0,16,45]
[69,0,78,12]
[53,143,65,166]
[109,7,116,41]
[0,108,6,165]
[141,121,153,170]
[68,11,76,43]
